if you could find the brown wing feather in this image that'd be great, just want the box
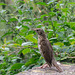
[40,39,53,66]
[47,40,54,51]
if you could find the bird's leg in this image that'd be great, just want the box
[42,63,49,68]
[36,63,49,69]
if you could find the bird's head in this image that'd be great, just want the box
[33,28,45,35]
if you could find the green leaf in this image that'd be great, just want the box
[49,12,56,16]
[47,0,55,5]
[0,3,6,5]
[1,20,6,22]
[22,42,32,46]
[1,32,13,38]
[61,8,69,12]
[22,48,31,55]
[21,19,31,22]
[9,18,18,22]
[70,41,75,45]
[70,52,75,56]
[22,25,29,29]
[54,42,64,46]
[61,57,68,60]
[41,14,48,18]
[0,64,2,69]
[48,32,53,39]
[30,7,33,10]
[25,34,37,43]
[68,2,75,5]
[36,2,46,5]
[56,57,60,61]
[18,9,22,15]
[43,21,51,24]
[17,1,25,4]
[50,37,57,40]
[13,43,21,47]
[10,63,24,70]
[69,22,75,30]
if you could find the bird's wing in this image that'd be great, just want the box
[40,39,53,66]
[47,40,54,51]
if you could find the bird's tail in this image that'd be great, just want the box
[47,62,52,68]
[52,58,63,72]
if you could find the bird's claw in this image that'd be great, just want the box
[36,64,49,69]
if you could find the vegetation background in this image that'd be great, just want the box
[0,0,75,75]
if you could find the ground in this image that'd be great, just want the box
[17,64,75,75]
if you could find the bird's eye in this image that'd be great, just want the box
[37,30,39,31]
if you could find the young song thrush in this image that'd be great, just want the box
[33,28,63,72]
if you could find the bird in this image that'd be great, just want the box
[33,28,63,72]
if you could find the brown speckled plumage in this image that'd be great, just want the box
[33,28,63,72]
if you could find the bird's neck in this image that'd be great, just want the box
[38,34,46,41]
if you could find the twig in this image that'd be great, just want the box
[67,57,75,59]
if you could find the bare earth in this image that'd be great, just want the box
[17,64,75,75]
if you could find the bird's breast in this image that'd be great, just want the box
[38,44,43,56]
[38,44,41,50]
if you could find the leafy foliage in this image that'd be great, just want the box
[0,0,75,75]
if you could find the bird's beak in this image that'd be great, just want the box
[32,29,36,31]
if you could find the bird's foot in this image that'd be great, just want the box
[36,64,49,69]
